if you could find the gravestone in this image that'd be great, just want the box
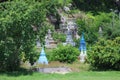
[65,29,75,46]
[67,21,76,30]
[98,26,103,37]
[63,6,70,12]
[36,39,41,48]
[67,21,79,38]
[45,29,57,48]
[60,17,79,39]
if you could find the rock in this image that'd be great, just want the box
[63,6,70,12]
[35,67,72,74]
[45,29,57,48]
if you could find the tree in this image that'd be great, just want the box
[72,0,116,12]
[0,0,47,71]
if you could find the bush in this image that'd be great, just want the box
[51,44,80,63]
[87,37,120,70]
[53,32,66,42]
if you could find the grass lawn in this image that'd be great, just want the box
[0,71,120,80]
[1,51,119,80]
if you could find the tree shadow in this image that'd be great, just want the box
[0,68,33,77]
[72,0,117,15]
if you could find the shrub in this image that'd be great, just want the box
[103,20,120,40]
[87,37,120,70]
[53,32,66,42]
[51,44,80,63]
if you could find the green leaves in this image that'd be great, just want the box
[51,44,80,63]
[87,37,120,70]
[53,32,66,42]
[0,0,47,71]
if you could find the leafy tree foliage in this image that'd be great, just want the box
[72,0,116,12]
[76,18,98,44]
[0,0,47,71]
[76,12,120,44]
[53,32,66,42]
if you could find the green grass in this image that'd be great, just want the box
[0,71,120,80]
[58,0,72,5]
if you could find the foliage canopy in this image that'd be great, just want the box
[0,0,47,71]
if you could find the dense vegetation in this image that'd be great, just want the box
[50,44,79,63]
[0,0,44,71]
[0,0,57,71]
[87,37,120,70]
[0,0,120,71]
[77,12,120,44]
[72,0,119,12]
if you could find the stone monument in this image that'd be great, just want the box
[38,47,48,64]
[98,26,103,37]
[65,28,75,46]
[36,39,41,48]
[63,6,70,12]
[60,18,79,38]
[45,29,57,48]
[79,33,87,63]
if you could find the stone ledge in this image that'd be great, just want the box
[34,67,72,74]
